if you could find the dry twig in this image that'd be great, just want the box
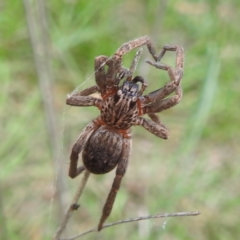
[53,168,200,240]
[60,211,200,240]
[53,170,91,240]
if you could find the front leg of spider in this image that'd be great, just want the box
[143,45,184,114]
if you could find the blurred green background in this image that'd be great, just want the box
[1,0,240,239]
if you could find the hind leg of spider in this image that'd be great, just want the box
[98,136,132,231]
[69,122,100,178]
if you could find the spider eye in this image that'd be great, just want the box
[132,96,137,102]
[123,84,129,91]
[130,85,139,94]
[130,88,136,93]
[121,82,139,98]
[117,89,122,96]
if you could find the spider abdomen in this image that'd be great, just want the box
[82,126,123,174]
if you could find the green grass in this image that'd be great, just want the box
[1,0,240,239]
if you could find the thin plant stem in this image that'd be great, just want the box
[60,211,201,240]
[22,0,68,219]
[53,170,91,240]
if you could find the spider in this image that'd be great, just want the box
[66,35,184,231]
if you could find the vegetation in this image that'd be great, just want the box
[1,0,240,239]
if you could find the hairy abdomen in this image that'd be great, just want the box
[82,126,123,174]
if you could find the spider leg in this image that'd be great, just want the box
[115,36,182,64]
[115,35,151,57]
[122,49,148,96]
[95,56,129,96]
[142,45,184,113]
[126,48,143,81]
[147,44,184,66]
[94,55,109,92]
[114,49,144,88]
[146,85,183,113]
[142,70,180,104]
[134,116,169,139]
[104,36,182,92]
[98,136,132,231]
[148,45,183,83]
[147,112,168,129]
[66,85,103,108]
[69,121,100,178]
[105,36,151,90]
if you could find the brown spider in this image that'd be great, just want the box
[66,35,184,231]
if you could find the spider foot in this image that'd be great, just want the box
[97,222,104,231]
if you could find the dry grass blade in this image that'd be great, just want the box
[22,0,68,220]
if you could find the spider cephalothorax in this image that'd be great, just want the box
[101,78,143,130]
[66,35,184,231]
